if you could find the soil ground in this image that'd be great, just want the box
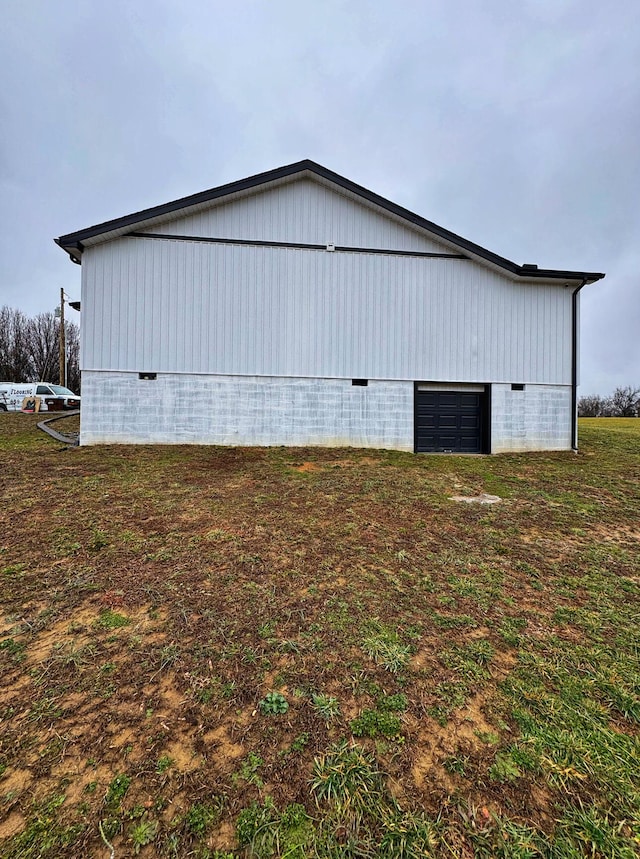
[0,415,638,857]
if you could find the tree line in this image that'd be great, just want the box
[578,386,640,417]
[0,305,80,393]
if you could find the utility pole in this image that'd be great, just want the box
[59,287,66,387]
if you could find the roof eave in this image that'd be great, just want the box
[515,269,605,285]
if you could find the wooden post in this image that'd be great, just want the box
[59,287,66,388]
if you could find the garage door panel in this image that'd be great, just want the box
[461,416,480,428]
[415,387,487,453]
[439,393,459,407]
[459,393,480,407]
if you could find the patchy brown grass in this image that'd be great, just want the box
[1,415,639,857]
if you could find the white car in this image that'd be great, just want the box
[0,383,81,412]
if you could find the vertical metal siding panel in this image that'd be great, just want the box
[418,260,430,379]
[149,179,451,252]
[490,274,499,381]
[84,251,94,370]
[553,289,560,383]
[95,249,106,369]
[158,241,168,374]
[444,264,454,378]
[95,249,104,369]
[109,248,119,369]
[216,248,226,372]
[462,266,470,380]
[354,255,366,374]
[496,275,505,381]
[559,289,569,383]
[334,254,346,377]
[86,236,570,386]
[315,252,325,376]
[79,253,89,370]
[166,242,176,371]
[86,250,98,369]
[543,287,550,382]
[550,289,558,382]
[140,241,150,370]
[397,257,408,378]
[287,248,300,375]
[552,290,559,383]
[195,245,204,373]
[142,239,151,370]
[489,273,498,381]
[99,249,108,369]
[523,288,531,382]
[377,256,390,376]
[509,279,518,380]
[176,242,186,370]
[531,287,540,381]
[182,244,193,372]
[440,265,451,379]
[83,249,95,369]
[115,246,126,370]
[303,251,314,375]
[234,246,245,373]
[266,248,278,373]
[116,244,125,370]
[133,241,144,369]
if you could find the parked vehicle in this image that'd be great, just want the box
[0,383,81,412]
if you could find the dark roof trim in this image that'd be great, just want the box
[54,159,605,284]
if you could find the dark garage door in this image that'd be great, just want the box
[415,388,487,453]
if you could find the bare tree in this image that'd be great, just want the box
[600,398,615,417]
[578,395,606,417]
[0,306,81,392]
[27,312,59,383]
[610,386,640,417]
[0,306,33,381]
[579,388,639,417]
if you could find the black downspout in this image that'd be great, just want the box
[571,279,588,451]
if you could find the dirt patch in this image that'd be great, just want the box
[0,812,25,840]
[24,607,97,665]
[202,725,245,771]
[209,819,236,851]
[1,768,33,796]
[291,462,322,473]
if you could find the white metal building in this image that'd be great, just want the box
[55,160,604,453]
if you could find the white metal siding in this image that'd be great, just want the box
[141,179,452,253]
[82,237,572,385]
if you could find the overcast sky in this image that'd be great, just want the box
[1,0,638,395]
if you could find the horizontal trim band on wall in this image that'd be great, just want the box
[79,370,573,389]
[126,231,468,260]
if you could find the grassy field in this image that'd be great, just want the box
[0,415,638,858]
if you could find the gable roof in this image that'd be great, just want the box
[55,159,604,284]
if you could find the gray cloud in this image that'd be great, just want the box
[1,0,638,394]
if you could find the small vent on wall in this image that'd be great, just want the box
[139,372,157,380]
[352,379,368,387]
[511,383,525,391]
